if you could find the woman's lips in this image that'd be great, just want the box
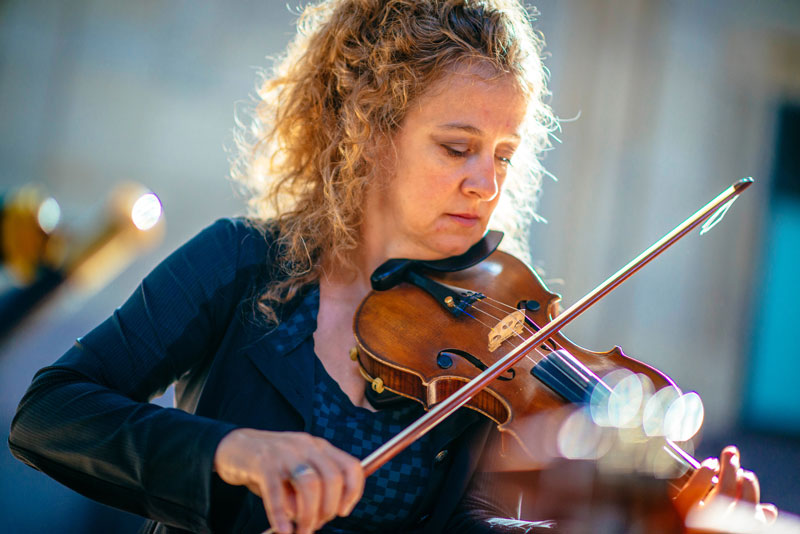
[447,213,480,227]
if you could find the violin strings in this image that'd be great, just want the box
[478,298,614,394]
[458,300,532,347]
[469,299,542,351]
[478,297,539,337]
[470,299,533,336]
[463,298,614,399]
[466,299,553,366]
[476,297,534,335]
[474,296,594,372]
[469,300,542,355]
[467,301,529,349]
[446,301,559,367]
[457,306,554,368]
[481,296,566,350]
[468,301,504,322]
[477,298,549,359]
[458,304,503,332]
[471,298,519,321]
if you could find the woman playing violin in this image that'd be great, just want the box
[9,1,777,533]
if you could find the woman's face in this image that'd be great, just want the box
[364,66,529,263]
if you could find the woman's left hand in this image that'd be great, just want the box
[673,446,778,531]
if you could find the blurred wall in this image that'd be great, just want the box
[531,0,800,432]
[1,0,799,531]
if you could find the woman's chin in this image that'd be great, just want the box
[424,235,482,260]
[390,229,485,262]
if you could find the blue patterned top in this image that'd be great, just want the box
[312,356,434,532]
[279,287,433,532]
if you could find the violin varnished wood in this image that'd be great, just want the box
[354,250,678,451]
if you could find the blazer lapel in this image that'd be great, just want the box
[243,286,320,430]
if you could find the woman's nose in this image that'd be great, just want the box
[462,155,499,201]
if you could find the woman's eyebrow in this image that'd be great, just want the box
[436,122,521,140]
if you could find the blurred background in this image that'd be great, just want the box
[1,0,798,532]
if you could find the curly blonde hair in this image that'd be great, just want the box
[231,0,556,323]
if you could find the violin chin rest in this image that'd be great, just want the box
[370,230,504,291]
[418,230,503,272]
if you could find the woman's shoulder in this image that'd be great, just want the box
[198,216,275,244]
[186,216,278,269]
[143,217,280,309]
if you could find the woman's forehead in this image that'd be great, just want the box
[407,69,528,129]
[410,62,525,108]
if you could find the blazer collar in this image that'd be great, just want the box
[243,285,320,429]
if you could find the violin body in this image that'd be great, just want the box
[353,248,679,450]
[345,183,785,531]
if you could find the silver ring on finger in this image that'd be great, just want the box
[289,463,316,482]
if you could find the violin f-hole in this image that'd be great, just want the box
[437,349,516,381]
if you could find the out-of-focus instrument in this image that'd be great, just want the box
[0,183,164,344]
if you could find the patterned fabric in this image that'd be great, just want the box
[312,358,433,532]
[275,287,435,532]
[266,284,322,356]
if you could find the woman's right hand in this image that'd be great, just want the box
[213,428,364,534]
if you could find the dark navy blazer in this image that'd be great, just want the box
[9,218,512,534]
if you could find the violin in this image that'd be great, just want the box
[352,232,708,496]
[351,179,755,485]
[353,244,695,473]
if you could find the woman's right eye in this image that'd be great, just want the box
[443,145,467,158]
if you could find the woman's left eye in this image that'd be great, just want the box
[443,145,467,158]
[442,144,512,166]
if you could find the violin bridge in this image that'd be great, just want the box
[488,310,526,352]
